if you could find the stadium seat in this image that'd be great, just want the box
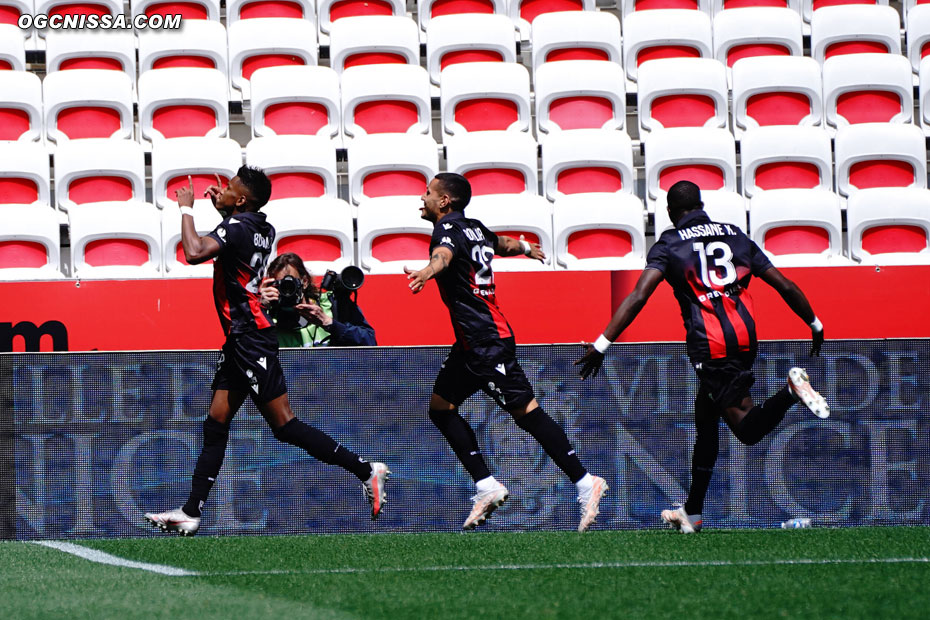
[138,68,230,143]
[317,0,406,37]
[739,126,833,198]
[906,5,930,74]
[341,64,432,139]
[552,193,646,271]
[417,0,509,38]
[540,128,635,201]
[749,188,850,266]
[346,134,439,204]
[622,0,712,17]
[439,61,532,138]
[138,20,228,77]
[0,141,50,207]
[834,124,928,197]
[0,0,32,27]
[69,201,163,279]
[636,57,728,136]
[644,127,737,211]
[0,204,64,280]
[731,55,823,139]
[822,54,913,130]
[226,0,314,25]
[0,24,26,70]
[44,30,136,82]
[530,10,621,76]
[34,0,123,38]
[712,7,802,73]
[246,135,339,200]
[621,9,713,84]
[53,139,146,213]
[533,59,626,139]
[160,201,222,277]
[847,188,930,265]
[130,0,221,21]
[915,57,930,135]
[228,17,318,101]
[654,189,747,236]
[810,5,900,64]
[356,196,434,274]
[466,195,554,271]
[709,0,801,14]
[508,0,594,41]
[249,65,340,140]
[42,69,134,145]
[263,197,356,274]
[801,0,890,27]
[444,131,539,197]
[426,14,517,86]
[0,70,42,142]
[330,15,419,74]
[150,137,243,209]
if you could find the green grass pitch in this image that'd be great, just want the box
[2,527,928,619]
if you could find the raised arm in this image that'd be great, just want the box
[495,235,545,262]
[576,268,664,380]
[176,175,221,264]
[758,266,824,356]
[405,246,454,294]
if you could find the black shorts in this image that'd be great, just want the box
[433,337,536,410]
[694,353,756,410]
[212,328,287,404]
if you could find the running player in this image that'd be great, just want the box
[576,180,829,533]
[406,173,608,533]
[144,167,389,536]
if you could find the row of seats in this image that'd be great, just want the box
[3,186,928,281]
[3,123,926,214]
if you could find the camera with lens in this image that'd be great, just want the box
[272,274,305,310]
[320,265,365,296]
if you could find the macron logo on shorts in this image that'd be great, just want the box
[258,357,267,369]
[495,363,506,375]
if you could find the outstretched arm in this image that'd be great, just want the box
[576,268,664,380]
[759,266,824,356]
[496,235,545,262]
[405,246,454,294]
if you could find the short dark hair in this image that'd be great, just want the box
[434,172,472,211]
[667,180,704,219]
[237,165,272,209]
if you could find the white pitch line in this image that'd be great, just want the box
[31,541,198,577]
[202,556,930,577]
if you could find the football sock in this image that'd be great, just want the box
[732,386,795,446]
[575,472,594,492]
[515,407,587,483]
[685,396,720,516]
[273,418,372,481]
[183,416,230,518]
[476,476,501,492]
[429,408,492,482]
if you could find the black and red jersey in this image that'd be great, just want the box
[646,209,773,364]
[430,210,514,347]
[206,211,275,336]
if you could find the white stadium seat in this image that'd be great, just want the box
[161,201,222,278]
[43,69,133,145]
[341,64,433,139]
[439,61,532,138]
[644,127,737,212]
[0,204,64,280]
[138,20,228,78]
[246,135,339,200]
[249,65,340,140]
[330,15,419,74]
[53,139,146,213]
[534,59,626,139]
[264,197,356,274]
[622,9,713,84]
[731,55,823,138]
[69,201,163,279]
[822,53,913,130]
[228,17,318,101]
[739,126,833,198]
[553,193,647,271]
[0,141,50,207]
[541,128,635,201]
[444,131,539,197]
[749,188,850,266]
[637,57,728,136]
[847,188,930,265]
[357,196,434,274]
[530,10,621,76]
[834,123,928,197]
[346,134,439,205]
[138,67,230,143]
[426,14,517,86]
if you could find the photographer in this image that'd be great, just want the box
[260,252,377,347]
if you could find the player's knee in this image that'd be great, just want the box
[428,407,456,425]
[732,427,763,446]
[203,416,230,446]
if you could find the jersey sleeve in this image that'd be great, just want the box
[645,235,670,273]
[206,219,230,250]
[430,224,463,258]
[748,238,774,275]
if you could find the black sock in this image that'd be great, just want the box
[429,408,492,482]
[183,416,230,518]
[273,418,372,481]
[684,404,719,515]
[515,407,587,483]
[731,386,795,446]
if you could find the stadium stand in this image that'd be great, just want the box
[730,55,824,138]
[0,141,50,207]
[739,126,834,197]
[425,13,517,86]
[137,20,228,75]
[52,138,146,212]
[248,65,341,140]
[340,63,432,138]
[227,17,318,100]
[0,70,43,142]
[346,133,439,204]
[552,193,647,271]
[138,67,230,142]
[329,15,419,74]
[68,200,163,279]
[530,10,621,75]
[0,204,64,280]
[439,61,532,137]
[533,59,626,138]
[42,69,134,145]
[636,57,729,135]
[540,128,635,201]
[130,0,221,21]
[846,187,930,265]
[246,135,340,200]
[834,123,928,197]
[621,9,713,84]
[444,131,539,196]
[0,23,26,70]
[225,0,314,24]
[263,197,356,273]
[356,195,434,274]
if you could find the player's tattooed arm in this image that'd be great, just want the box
[405,246,453,294]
